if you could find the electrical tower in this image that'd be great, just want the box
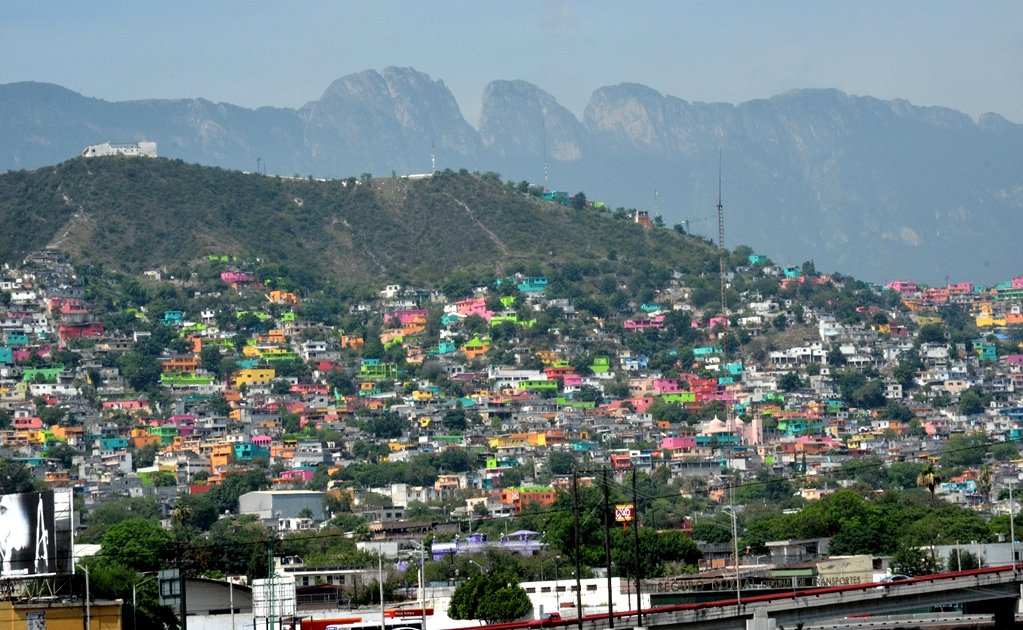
[717,152,727,315]
[542,112,550,191]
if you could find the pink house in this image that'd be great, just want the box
[652,379,682,395]
[389,309,428,325]
[252,435,273,447]
[221,271,256,284]
[102,399,149,411]
[886,281,919,295]
[659,436,697,450]
[1005,355,1023,367]
[562,373,583,387]
[948,282,974,293]
[624,314,665,330]
[455,298,494,321]
[707,316,729,329]
[278,469,315,482]
[13,416,43,430]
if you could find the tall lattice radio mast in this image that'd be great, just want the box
[717,152,727,315]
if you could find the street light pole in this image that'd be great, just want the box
[724,486,741,606]
[132,575,157,630]
[82,564,91,630]
[1010,484,1017,572]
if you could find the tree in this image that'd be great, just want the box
[547,452,576,476]
[958,387,989,416]
[941,432,988,469]
[991,441,1020,462]
[442,408,468,432]
[778,372,803,392]
[448,573,532,624]
[891,543,941,577]
[100,519,171,572]
[916,464,942,496]
[0,459,39,494]
[917,324,946,345]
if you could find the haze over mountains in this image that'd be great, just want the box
[2,66,1021,285]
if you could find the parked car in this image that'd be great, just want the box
[540,612,562,626]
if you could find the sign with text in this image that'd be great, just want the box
[1,490,72,577]
[614,504,634,523]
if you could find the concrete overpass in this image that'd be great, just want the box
[468,566,1023,630]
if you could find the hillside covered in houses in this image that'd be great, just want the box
[3,158,1023,627]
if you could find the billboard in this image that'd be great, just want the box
[252,575,296,618]
[0,490,73,577]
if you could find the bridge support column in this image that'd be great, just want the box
[746,609,775,630]
[964,596,1021,628]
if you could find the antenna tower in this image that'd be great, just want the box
[542,111,550,190]
[717,151,727,315]
[431,142,436,174]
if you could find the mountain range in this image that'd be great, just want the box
[2,66,1021,285]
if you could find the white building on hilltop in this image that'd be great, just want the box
[82,141,157,158]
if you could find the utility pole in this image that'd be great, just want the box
[267,536,275,630]
[729,483,741,606]
[379,554,386,630]
[178,541,188,630]
[572,469,583,630]
[632,468,643,628]
[601,467,615,627]
[1010,484,1017,572]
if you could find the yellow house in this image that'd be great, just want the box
[536,350,558,365]
[232,368,276,388]
[267,290,300,305]
[1,599,122,630]
[489,432,547,448]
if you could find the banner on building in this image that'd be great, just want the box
[0,490,73,577]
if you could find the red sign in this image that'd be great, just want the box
[614,504,634,523]
[385,609,434,618]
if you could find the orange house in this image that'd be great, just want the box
[129,428,161,449]
[341,335,365,350]
[267,290,301,305]
[499,486,557,512]
[161,355,199,373]
[210,443,234,470]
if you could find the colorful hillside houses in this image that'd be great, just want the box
[516,277,548,293]
[358,359,398,380]
[232,367,276,388]
[590,357,611,374]
[490,314,536,328]
[461,336,491,360]
[267,290,300,305]
[624,314,665,330]
[340,334,365,350]
[220,270,256,284]
[976,341,998,362]
[748,254,769,265]
[451,297,493,321]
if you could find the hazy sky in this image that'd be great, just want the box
[3,1,1022,125]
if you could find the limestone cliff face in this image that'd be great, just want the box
[2,70,1023,283]
[299,67,479,175]
[478,80,585,162]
